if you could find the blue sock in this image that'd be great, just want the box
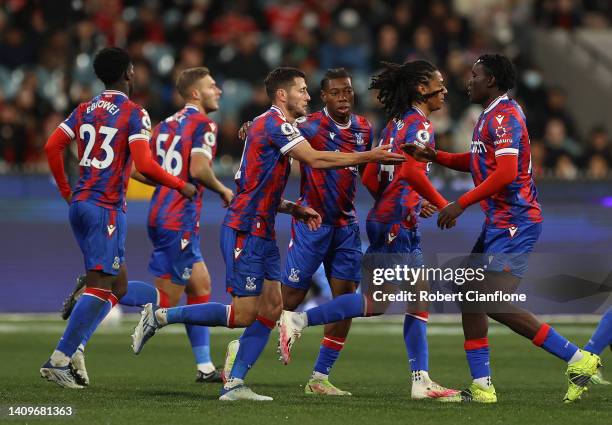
[166,303,228,326]
[306,294,364,326]
[313,335,344,375]
[230,317,274,380]
[81,297,116,347]
[533,324,579,362]
[186,324,212,365]
[584,308,612,355]
[119,281,158,306]
[56,290,109,357]
[465,338,491,380]
[404,314,429,372]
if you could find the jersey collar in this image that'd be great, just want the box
[270,105,286,121]
[102,90,128,99]
[483,93,509,115]
[412,105,427,119]
[323,107,351,130]
[185,103,200,112]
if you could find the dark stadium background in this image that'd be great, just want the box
[0,0,610,314]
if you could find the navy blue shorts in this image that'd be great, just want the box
[365,221,424,267]
[470,222,542,278]
[281,221,362,290]
[69,201,126,275]
[147,226,203,285]
[220,225,281,297]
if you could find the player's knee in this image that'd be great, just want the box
[112,286,127,300]
[232,307,257,327]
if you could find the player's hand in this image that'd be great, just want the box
[219,187,234,208]
[401,143,436,163]
[238,121,252,141]
[437,201,462,229]
[369,144,405,165]
[419,201,437,218]
[292,205,322,231]
[180,182,197,200]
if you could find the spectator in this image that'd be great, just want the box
[543,118,582,169]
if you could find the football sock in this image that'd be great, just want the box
[404,313,429,372]
[229,316,275,380]
[165,303,230,326]
[185,295,213,369]
[532,323,580,363]
[305,294,365,326]
[55,288,111,362]
[80,293,119,347]
[313,335,345,377]
[119,281,161,306]
[584,307,612,355]
[465,337,492,388]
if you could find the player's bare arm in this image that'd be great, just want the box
[278,199,322,231]
[130,164,157,187]
[190,153,234,207]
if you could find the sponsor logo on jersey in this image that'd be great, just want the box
[288,268,300,283]
[509,226,518,237]
[329,132,336,140]
[245,276,257,291]
[180,238,190,250]
[471,140,487,154]
[495,114,504,125]
[182,267,192,280]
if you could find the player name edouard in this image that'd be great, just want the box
[372,290,527,303]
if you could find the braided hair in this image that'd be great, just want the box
[370,60,438,119]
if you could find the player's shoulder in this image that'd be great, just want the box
[352,113,372,129]
[489,98,524,123]
[401,108,429,130]
[305,110,325,122]
[123,99,147,114]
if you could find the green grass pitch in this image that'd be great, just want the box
[0,318,609,424]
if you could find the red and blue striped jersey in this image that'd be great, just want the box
[296,108,373,226]
[224,106,306,239]
[470,94,543,228]
[58,90,151,210]
[147,105,218,232]
[367,107,435,228]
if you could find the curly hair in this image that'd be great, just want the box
[369,60,438,119]
[475,54,516,92]
[93,47,131,86]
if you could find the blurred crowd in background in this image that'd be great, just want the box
[1,0,611,181]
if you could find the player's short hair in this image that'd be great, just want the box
[476,54,516,92]
[176,67,211,99]
[93,47,131,85]
[320,68,352,90]
[264,67,306,100]
[369,60,438,119]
